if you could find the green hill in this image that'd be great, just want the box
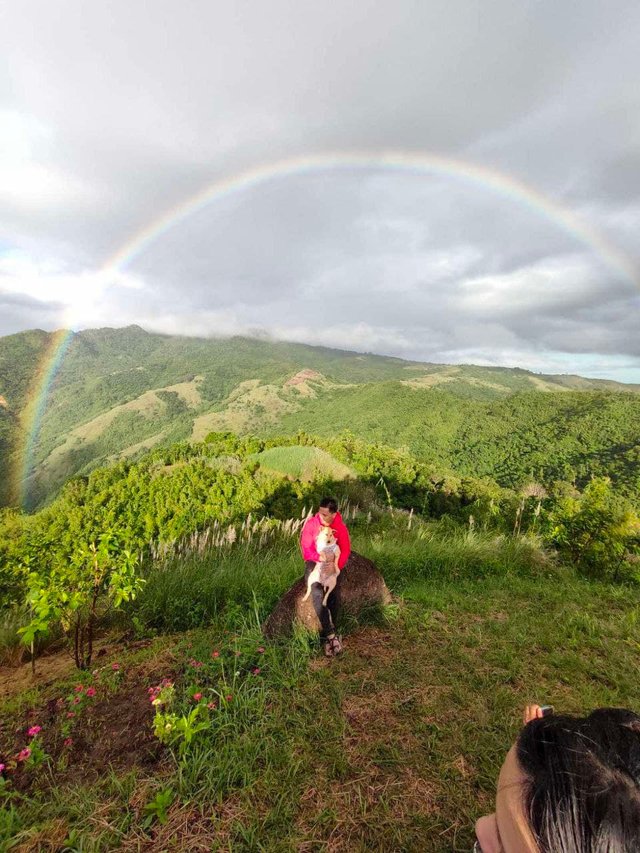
[250,445,355,480]
[1,325,638,508]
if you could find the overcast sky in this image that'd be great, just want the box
[1,1,639,381]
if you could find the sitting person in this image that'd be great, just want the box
[299,496,351,656]
[475,703,640,852]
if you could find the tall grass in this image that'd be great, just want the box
[132,507,554,634]
[133,541,302,632]
[360,519,553,590]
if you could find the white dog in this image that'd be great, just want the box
[302,526,341,607]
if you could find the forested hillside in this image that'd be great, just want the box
[1,325,638,509]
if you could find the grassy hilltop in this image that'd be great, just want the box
[1,325,639,509]
[0,447,639,849]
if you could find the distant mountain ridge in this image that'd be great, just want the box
[1,325,639,508]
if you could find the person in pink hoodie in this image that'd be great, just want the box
[300,497,351,656]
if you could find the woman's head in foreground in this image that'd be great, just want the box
[476,707,640,852]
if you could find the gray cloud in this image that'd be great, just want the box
[1,0,639,381]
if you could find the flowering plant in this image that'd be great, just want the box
[153,705,209,758]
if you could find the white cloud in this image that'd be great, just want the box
[0,110,97,211]
[0,253,145,328]
[0,0,639,382]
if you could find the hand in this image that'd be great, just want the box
[523,704,544,725]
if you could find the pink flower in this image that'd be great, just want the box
[226,694,233,702]
[63,737,73,747]
[27,725,42,737]
[207,701,217,710]
[17,748,31,762]
[66,712,75,719]
[211,650,220,658]
[252,668,261,676]
[111,663,120,671]
[0,763,5,773]
[193,692,203,701]
[85,687,96,698]
[73,696,81,705]
[257,647,265,654]
[74,685,84,693]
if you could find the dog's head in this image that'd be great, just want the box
[316,526,336,549]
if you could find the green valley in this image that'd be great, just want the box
[1,325,639,509]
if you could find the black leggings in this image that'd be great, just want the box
[304,560,339,638]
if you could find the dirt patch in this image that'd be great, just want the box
[64,680,167,783]
[338,627,397,661]
[0,647,78,698]
[2,653,179,793]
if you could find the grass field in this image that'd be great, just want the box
[1,514,639,851]
[250,446,355,482]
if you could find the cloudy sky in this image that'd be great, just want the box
[1,1,639,381]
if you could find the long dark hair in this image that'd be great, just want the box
[517,708,640,852]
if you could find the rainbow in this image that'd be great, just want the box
[18,328,75,506]
[15,149,640,508]
[101,151,640,286]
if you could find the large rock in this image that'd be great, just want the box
[263,551,392,638]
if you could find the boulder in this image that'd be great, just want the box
[263,551,392,638]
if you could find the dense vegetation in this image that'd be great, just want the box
[272,385,640,499]
[1,325,638,509]
[2,430,639,625]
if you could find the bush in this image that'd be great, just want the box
[544,477,640,582]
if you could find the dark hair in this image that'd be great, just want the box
[319,497,339,513]
[517,708,640,852]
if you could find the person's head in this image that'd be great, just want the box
[476,708,640,852]
[318,497,338,525]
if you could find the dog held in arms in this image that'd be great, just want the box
[302,526,341,607]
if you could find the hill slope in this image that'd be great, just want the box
[1,325,639,508]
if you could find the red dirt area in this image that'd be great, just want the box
[284,368,323,386]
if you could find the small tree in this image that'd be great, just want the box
[19,532,144,669]
[545,477,640,581]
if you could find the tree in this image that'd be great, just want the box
[19,532,144,669]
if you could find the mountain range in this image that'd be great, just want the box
[1,325,639,509]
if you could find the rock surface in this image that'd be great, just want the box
[263,551,392,638]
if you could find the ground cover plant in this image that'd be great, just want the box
[1,503,640,851]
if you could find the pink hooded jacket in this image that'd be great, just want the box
[300,512,351,570]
